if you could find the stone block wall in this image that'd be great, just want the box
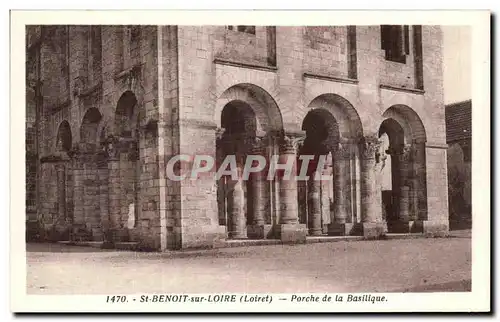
[303,26,350,78]
[31,24,449,249]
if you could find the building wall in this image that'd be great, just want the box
[29,25,449,249]
[174,25,448,247]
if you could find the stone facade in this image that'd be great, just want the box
[25,25,449,250]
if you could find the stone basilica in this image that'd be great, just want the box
[25,25,449,250]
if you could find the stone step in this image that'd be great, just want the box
[58,241,104,248]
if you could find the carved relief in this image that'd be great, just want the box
[103,136,120,161]
[360,136,382,161]
[73,76,86,97]
[280,134,305,154]
[249,136,266,155]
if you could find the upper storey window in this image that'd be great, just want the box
[381,25,410,63]
[227,25,256,35]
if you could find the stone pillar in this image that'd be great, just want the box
[215,128,227,228]
[307,169,323,236]
[55,163,67,222]
[227,166,247,239]
[275,134,307,243]
[247,137,272,239]
[105,137,123,243]
[360,136,387,238]
[399,186,410,222]
[320,153,332,234]
[70,149,85,240]
[328,140,353,235]
[96,151,110,243]
[388,144,416,233]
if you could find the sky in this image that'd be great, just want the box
[442,26,472,104]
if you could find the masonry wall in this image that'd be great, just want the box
[30,24,449,248]
[31,25,164,245]
[175,25,448,246]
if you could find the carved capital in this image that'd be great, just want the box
[280,134,305,155]
[54,163,66,172]
[103,136,120,161]
[398,144,413,162]
[215,127,226,142]
[334,139,352,160]
[249,136,266,155]
[360,136,383,161]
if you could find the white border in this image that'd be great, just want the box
[9,9,491,313]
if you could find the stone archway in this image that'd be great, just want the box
[215,83,284,240]
[302,94,364,237]
[107,91,141,242]
[380,104,428,232]
[75,107,103,241]
[56,120,72,152]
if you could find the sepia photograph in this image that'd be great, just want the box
[11,9,490,313]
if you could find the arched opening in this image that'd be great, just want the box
[216,84,284,240]
[218,100,257,239]
[77,108,103,240]
[378,118,406,225]
[112,91,140,239]
[56,120,72,152]
[299,108,339,236]
[301,94,364,237]
[380,105,428,232]
[80,108,102,149]
[115,90,138,138]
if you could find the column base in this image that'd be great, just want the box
[328,223,356,236]
[247,224,273,239]
[228,231,248,239]
[308,227,324,236]
[422,220,449,237]
[387,220,424,233]
[361,222,388,239]
[275,223,307,244]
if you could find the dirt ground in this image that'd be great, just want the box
[26,233,471,295]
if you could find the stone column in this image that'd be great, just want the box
[227,166,247,239]
[215,128,227,227]
[320,153,332,234]
[247,137,272,239]
[105,137,122,243]
[276,134,307,243]
[399,186,410,222]
[360,136,387,238]
[307,169,323,236]
[96,151,110,243]
[70,149,84,240]
[399,145,413,227]
[55,163,66,222]
[328,140,353,235]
